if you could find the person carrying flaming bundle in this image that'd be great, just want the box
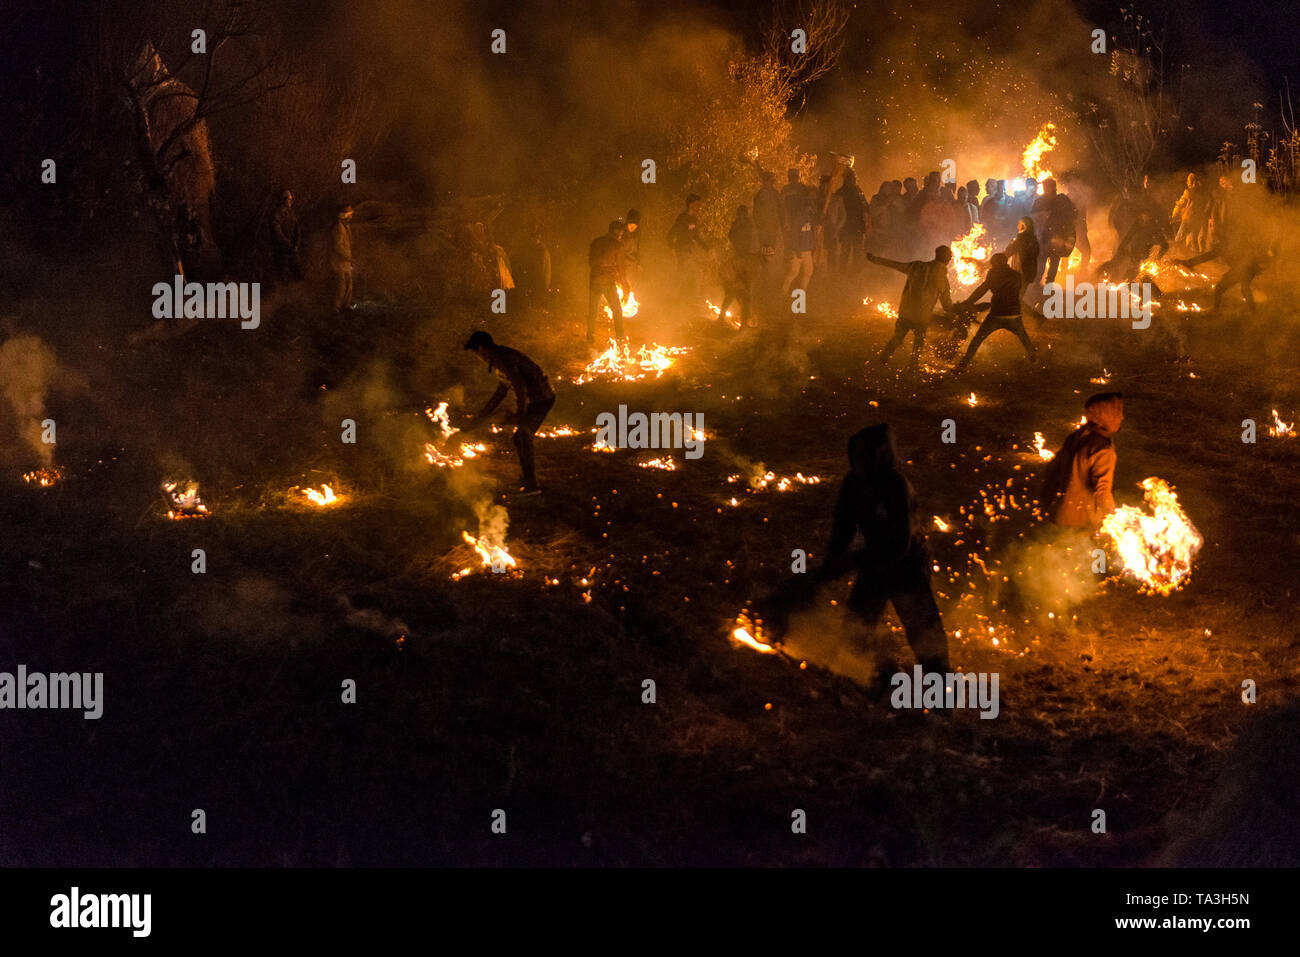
[952,252,1037,372]
[1040,392,1123,529]
[588,220,629,348]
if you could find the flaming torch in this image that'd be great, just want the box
[1099,477,1203,595]
[951,224,992,288]
[1021,122,1057,191]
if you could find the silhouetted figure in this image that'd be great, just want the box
[868,246,954,366]
[330,204,354,311]
[668,193,706,300]
[1031,178,1077,284]
[753,171,785,280]
[462,331,556,495]
[781,170,816,295]
[1005,216,1040,295]
[588,220,628,345]
[721,205,757,328]
[271,189,302,281]
[622,209,642,291]
[835,169,869,274]
[769,424,950,674]
[953,253,1036,370]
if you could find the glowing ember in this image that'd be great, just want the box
[1096,281,1147,315]
[951,223,992,288]
[163,480,209,519]
[23,467,63,487]
[1090,369,1111,384]
[574,340,691,385]
[966,393,979,407]
[730,611,778,655]
[728,470,822,492]
[602,284,639,321]
[933,516,951,532]
[1268,409,1296,438]
[1175,300,1203,313]
[1032,432,1054,461]
[302,484,341,506]
[861,297,899,319]
[1021,122,1057,188]
[638,457,677,471]
[1099,477,1203,596]
[536,425,578,439]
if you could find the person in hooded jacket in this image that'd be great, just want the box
[1005,216,1040,296]
[953,252,1037,370]
[822,424,950,672]
[767,425,951,675]
[1040,392,1123,529]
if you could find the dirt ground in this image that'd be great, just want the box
[2,259,1298,866]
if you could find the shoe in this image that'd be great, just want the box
[511,486,543,498]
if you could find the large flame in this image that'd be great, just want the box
[951,223,992,288]
[1099,477,1203,596]
[602,285,639,321]
[1021,122,1057,188]
[574,340,690,385]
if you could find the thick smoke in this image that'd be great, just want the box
[0,334,59,468]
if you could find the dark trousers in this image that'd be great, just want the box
[958,312,1035,368]
[880,317,929,363]
[274,248,302,281]
[514,395,555,489]
[848,575,950,674]
[588,279,623,343]
[1215,258,1264,310]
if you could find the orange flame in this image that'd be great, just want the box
[1099,477,1203,595]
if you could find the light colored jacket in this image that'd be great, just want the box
[1043,422,1117,528]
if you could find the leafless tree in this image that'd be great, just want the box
[102,0,291,274]
[759,0,851,110]
[1076,8,1184,193]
